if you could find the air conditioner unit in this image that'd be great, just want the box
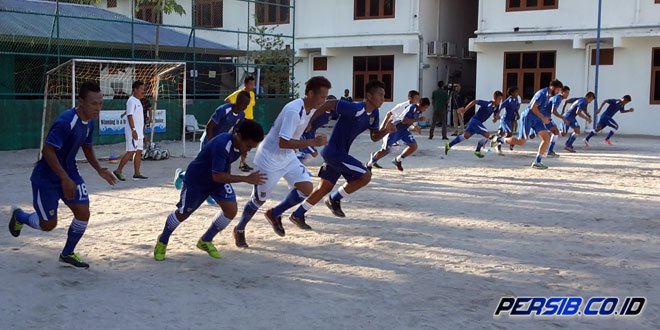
[427,41,439,57]
[462,47,476,60]
[440,42,457,57]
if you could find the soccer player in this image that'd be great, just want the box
[153,120,266,261]
[368,90,420,169]
[546,86,571,157]
[561,92,595,153]
[8,82,117,269]
[114,81,148,181]
[289,80,394,229]
[497,87,520,153]
[226,76,257,172]
[504,79,564,169]
[444,91,504,158]
[297,95,338,164]
[368,97,429,171]
[585,95,634,146]
[231,77,331,248]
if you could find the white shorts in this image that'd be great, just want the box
[252,154,312,202]
[125,133,144,152]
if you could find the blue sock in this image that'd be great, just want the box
[449,135,466,148]
[586,131,596,142]
[292,200,314,218]
[566,133,576,148]
[159,212,181,244]
[201,212,231,242]
[62,218,87,256]
[476,138,488,152]
[330,186,348,202]
[16,210,41,230]
[271,189,306,218]
[535,154,543,164]
[235,199,260,231]
[606,130,615,141]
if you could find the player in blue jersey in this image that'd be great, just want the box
[497,87,520,153]
[368,97,429,171]
[504,79,564,169]
[154,120,266,261]
[545,86,571,157]
[297,95,338,164]
[444,90,504,158]
[584,95,634,146]
[8,82,117,269]
[288,80,394,229]
[561,92,594,153]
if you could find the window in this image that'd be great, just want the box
[313,57,328,71]
[503,51,556,101]
[136,3,162,24]
[506,0,558,11]
[353,55,394,101]
[107,0,117,8]
[355,0,395,19]
[256,0,290,25]
[591,48,614,65]
[652,48,660,104]
[195,0,223,28]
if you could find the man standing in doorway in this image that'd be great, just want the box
[226,76,257,172]
[450,84,467,136]
[114,81,148,181]
[429,81,449,140]
[341,89,353,102]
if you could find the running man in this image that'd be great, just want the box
[8,82,117,268]
[561,92,595,153]
[497,87,520,153]
[154,120,266,261]
[444,91,504,159]
[546,86,571,157]
[585,95,634,146]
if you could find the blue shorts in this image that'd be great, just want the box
[31,176,88,221]
[561,117,580,133]
[598,115,619,130]
[465,119,488,136]
[519,113,549,139]
[383,130,417,151]
[319,152,368,184]
[499,120,514,134]
[177,182,236,215]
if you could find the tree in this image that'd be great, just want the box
[134,0,186,58]
[248,25,299,97]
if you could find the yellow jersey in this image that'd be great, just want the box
[225,88,256,120]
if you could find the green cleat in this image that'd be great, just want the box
[531,162,549,170]
[196,239,222,259]
[8,207,23,238]
[473,151,485,158]
[113,170,126,181]
[59,253,90,269]
[444,143,450,155]
[154,236,168,261]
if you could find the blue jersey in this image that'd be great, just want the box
[184,133,241,190]
[542,94,563,117]
[322,100,379,156]
[210,103,245,136]
[602,99,624,117]
[526,88,551,118]
[472,100,500,123]
[31,108,94,184]
[563,98,588,119]
[500,96,520,124]
[395,104,420,132]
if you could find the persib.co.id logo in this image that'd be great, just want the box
[494,296,646,318]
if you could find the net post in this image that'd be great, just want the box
[71,60,76,109]
[182,64,187,158]
[39,75,50,162]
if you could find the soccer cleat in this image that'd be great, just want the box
[154,236,168,261]
[289,214,312,230]
[133,174,148,180]
[473,151,485,159]
[531,162,548,170]
[173,168,184,190]
[113,170,126,181]
[324,197,346,218]
[264,209,285,237]
[490,136,500,148]
[206,196,218,206]
[196,239,223,259]
[239,163,253,173]
[605,139,613,145]
[547,151,560,158]
[509,144,515,151]
[564,146,576,153]
[233,229,249,248]
[392,158,403,171]
[583,138,590,148]
[59,253,90,269]
[444,143,450,155]
[8,208,23,238]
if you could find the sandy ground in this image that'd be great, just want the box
[0,130,659,330]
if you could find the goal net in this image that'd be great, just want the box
[42,59,188,157]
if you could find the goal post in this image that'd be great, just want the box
[42,59,188,157]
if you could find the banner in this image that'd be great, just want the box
[99,110,166,135]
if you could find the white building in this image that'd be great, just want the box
[471,0,660,135]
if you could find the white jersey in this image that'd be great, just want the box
[125,96,144,138]
[255,98,317,171]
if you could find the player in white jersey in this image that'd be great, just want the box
[231,77,331,247]
[113,81,148,181]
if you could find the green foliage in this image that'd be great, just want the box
[55,0,100,4]
[248,25,299,97]
[135,0,186,16]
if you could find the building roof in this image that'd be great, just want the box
[0,0,240,55]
